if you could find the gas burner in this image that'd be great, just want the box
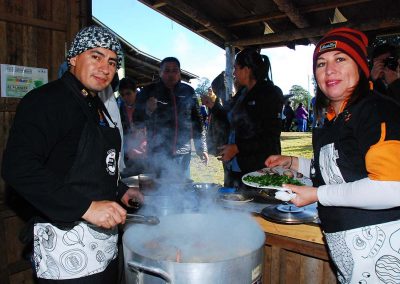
[260,204,318,224]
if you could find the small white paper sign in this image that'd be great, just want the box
[1,64,48,98]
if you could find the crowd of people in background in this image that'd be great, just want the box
[280,100,322,132]
[85,36,399,178]
[112,38,400,184]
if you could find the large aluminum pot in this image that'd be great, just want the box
[123,212,265,284]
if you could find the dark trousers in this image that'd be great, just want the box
[284,118,293,131]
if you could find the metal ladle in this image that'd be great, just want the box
[126,213,160,225]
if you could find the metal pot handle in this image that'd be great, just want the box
[127,260,172,283]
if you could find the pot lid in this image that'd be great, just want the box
[260,204,318,224]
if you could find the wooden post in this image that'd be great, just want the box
[224,45,235,103]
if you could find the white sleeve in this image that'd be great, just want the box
[297,157,311,178]
[317,177,400,209]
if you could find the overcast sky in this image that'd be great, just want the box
[93,0,315,94]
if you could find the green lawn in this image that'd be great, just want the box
[190,132,313,184]
[281,132,313,159]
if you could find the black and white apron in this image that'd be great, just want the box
[324,220,400,284]
[33,84,122,280]
[313,115,400,284]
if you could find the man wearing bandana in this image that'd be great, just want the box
[2,25,143,283]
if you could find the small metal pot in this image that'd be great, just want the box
[190,182,221,203]
[191,182,220,192]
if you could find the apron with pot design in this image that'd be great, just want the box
[324,219,400,284]
[33,82,122,280]
[33,222,118,279]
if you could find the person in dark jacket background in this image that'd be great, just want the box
[135,57,208,179]
[283,100,295,131]
[2,25,143,283]
[203,48,284,187]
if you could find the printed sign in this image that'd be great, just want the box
[1,64,48,98]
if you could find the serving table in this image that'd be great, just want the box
[252,212,337,283]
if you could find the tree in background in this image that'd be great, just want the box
[289,85,312,110]
[194,77,210,97]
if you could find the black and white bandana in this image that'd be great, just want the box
[66,25,123,69]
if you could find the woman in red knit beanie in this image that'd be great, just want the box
[265,27,400,283]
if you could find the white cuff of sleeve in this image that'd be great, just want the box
[317,178,400,210]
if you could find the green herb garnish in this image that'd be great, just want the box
[243,173,303,186]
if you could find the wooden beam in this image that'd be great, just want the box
[223,11,285,28]
[228,18,400,47]
[160,0,235,41]
[272,0,315,44]
[0,12,66,31]
[272,0,310,29]
[197,0,372,32]
[299,0,373,14]
[152,1,168,9]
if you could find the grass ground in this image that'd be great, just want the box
[190,132,312,184]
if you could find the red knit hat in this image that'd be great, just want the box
[313,27,370,78]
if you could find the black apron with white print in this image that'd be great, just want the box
[313,108,399,233]
[33,79,122,280]
[312,109,400,284]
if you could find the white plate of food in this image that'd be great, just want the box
[242,167,312,190]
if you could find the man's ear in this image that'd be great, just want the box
[69,57,77,67]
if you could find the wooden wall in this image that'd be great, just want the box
[0,0,91,206]
[263,234,337,284]
[0,1,91,283]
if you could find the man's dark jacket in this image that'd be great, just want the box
[135,81,207,157]
[2,72,127,224]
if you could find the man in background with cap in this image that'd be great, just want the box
[2,25,143,283]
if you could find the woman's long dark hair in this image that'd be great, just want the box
[315,68,370,117]
[235,48,273,82]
